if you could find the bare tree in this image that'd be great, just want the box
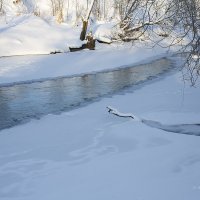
[114,0,200,85]
[75,0,85,23]
[167,0,200,85]
[116,0,171,41]
[50,0,64,23]
[80,0,95,41]
[92,0,101,20]
[0,0,3,14]
[66,0,69,20]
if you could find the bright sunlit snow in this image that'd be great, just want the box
[0,68,200,200]
[0,1,200,200]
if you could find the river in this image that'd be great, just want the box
[0,58,172,130]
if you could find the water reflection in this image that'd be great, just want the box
[0,58,172,130]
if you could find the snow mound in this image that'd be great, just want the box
[0,15,81,56]
[94,22,115,44]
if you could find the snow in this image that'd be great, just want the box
[0,41,174,86]
[93,22,115,43]
[0,5,180,86]
[107,106,140,121]
[192,54,200,60]
[0,67,200,200]
[0,15,82,56]
[0,1,200,199]
[0,1,118,57]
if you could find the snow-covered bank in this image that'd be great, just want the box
[0,15,117,57]
[0,13,180,86]
[0,11,184,88]
[0,15,81,57]
[0,67,200,200]
[0,44,172,86]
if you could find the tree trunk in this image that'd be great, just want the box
[80,0,95,41]
[80,20,88,41]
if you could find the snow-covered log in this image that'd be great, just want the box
[107,106,140,120]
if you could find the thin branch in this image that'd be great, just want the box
[107,106,139,120]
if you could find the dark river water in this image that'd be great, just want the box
[0,58,172,131]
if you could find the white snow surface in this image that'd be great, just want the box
[0,3,200,200]
[0,38,173,85]
[0,9,181,86]
[0,15,81,57]
[0,9,117,57]
[0,67,200,200]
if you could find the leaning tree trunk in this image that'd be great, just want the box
[80,20,88,41]
[80,0,95,41]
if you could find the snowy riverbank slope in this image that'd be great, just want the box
[0,13,174,87]
[0,14,83,57]
[0,2,181,86]
[0,43,172,85]
[0,2,117,57]
[0,66,200,200]
[0,5,179,58]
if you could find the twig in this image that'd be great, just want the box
[106,106,200,136]
[107,106,140,120]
